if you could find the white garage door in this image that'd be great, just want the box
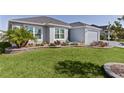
[85,31,98,45]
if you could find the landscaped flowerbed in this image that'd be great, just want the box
[111,64,124,77]
[5,40,85,54]
[104,63,124,78]
[90,41,110,48]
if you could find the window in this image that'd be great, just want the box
[55,28,59,39]
[55,28,65,39]
[25,26,33,33]
[13,25,20,29]
[35,27,42,39]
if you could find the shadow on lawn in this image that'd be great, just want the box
[55,60,105,78]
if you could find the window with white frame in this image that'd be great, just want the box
[55,28,65,39]
[35,27,42,39]
[25,25,33,33]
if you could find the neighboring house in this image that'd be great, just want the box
[8,16,101,45]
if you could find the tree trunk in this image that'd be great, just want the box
[15,42,21,48]
[21,40,29,47]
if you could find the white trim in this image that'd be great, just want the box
[34,26,43,42]
[71,25,102,31]
[24,25,43,42]
[54,27,65,40]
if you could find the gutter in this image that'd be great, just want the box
[9,20,71,29]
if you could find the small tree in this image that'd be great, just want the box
[4,27,35,48]
[110,20,124,40]
[100,33,107,40]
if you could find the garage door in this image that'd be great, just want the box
[85,31,98,45]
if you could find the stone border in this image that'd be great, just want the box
[5,45,85,54]
[104,63,124,78]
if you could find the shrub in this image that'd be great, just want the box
[40,43,44,46]
[100,33,107,40]
[0,42,11,48]
[27,43,34,47]
[90,41,98,46]
[0,47,4,54]
[0,42,11,53]
[61,42,67,46]
[35,43,41,46]
[49,43,56,47]
[98,41,108,47]
[54,40,61,45]
[36,43,44,46]
[69,42,78,46]
[90,41,108,47]
[4,28,35,48]
[55,60,103,77]
[42,41,49,45]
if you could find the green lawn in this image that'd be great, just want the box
[0,47,124,78]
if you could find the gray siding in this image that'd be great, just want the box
[9,21,23,29]
[70,28,85,43]
[9,22,69,43]
[49,27,55,43]
[43,26,50,42]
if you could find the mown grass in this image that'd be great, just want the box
[0,47,124,78]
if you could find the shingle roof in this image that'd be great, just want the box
[70,22,89,27]
[10,16,70,27]
[70,22,102,30]
[91,24,108,30]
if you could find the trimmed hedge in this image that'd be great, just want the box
[0,42,11,54]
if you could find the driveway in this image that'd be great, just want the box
[107,41,124,48]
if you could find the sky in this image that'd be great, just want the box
[0,15,122,31]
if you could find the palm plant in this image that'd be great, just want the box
[4,27,35,48]
[110,20,124,40]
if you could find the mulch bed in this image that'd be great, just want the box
[111,64,124,77]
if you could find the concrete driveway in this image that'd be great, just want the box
[106,41,124,48]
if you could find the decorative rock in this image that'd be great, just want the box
[104,63,124,78]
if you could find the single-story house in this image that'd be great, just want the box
[8,16,102,45]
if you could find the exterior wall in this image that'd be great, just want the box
[70,27,101,45]
[43,26,50,43]
[9,21,101,45]
[49,27,55,43]
[70,28,85,43]
[9,22,69,43]
[9,22,23,29]
[97,30,100,41]
[49,27,69,43]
